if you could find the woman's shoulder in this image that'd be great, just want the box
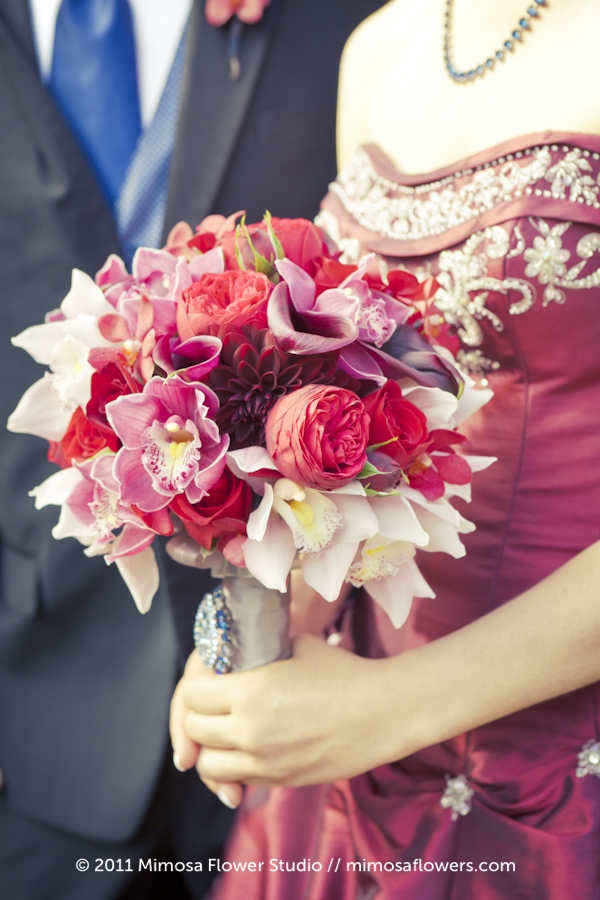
[342,0,413,62]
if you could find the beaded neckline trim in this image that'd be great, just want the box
[330,143,600,243]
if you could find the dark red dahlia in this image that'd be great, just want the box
[208,327,348,449]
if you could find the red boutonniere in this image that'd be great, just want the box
[205,0,271,27]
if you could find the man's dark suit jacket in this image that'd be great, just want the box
[0,0,385,844]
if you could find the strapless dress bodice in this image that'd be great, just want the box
[214,134,600,900]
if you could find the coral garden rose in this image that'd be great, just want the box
[177,270,271,340]
[363,379,432,469]
[265,384,370,490]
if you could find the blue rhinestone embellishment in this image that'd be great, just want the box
[193,586,235,674]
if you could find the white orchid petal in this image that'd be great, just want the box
[462,454,497,473]
[329,481,366,496]
[247,483,274,542]
[301,541,359,603]
[61,269,114,320]
[64,314,115,349]
[412,505,467,557]
[403,385,458,430]
[453,383,494,426]
[404,490,461,525]
[11,322,66,364]
[369,495,430,546]
[243,516,296,593]
[52,503,95,544]
[114,546,160,614]
[328,494,379,544]
[226,447,279,494]
[365,558,434,628]
[29,467,83,509]
[7,375,73,441]
[273,485,342,554]
[458,514,476,535]
[444,482,472,502]
[407,558,436,600]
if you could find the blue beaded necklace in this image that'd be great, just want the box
[444,0,547,83]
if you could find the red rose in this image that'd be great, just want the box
[48,407,120,469]
[363,380,432,469]
[169,468,253,549]
[312,258,358,295]
[86,364,136,432]
[265,384,370,490]
[177,270,271,340]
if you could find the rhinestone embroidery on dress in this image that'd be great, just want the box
[324,144,600,374]
[330,145,600,244]
[576,740,600,779]
[441,774,475,820]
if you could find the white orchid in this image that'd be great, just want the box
[7,270,117,441]
[226,448,379,601]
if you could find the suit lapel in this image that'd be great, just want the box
[164,0,281,233]
[0,0,36,63]
[0,0,120,254]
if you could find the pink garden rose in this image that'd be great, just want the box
[265,384,370,490]
[177,270,272,340]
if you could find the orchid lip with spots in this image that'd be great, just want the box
[9,212,494,621]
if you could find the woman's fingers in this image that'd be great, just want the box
[170,679,201,772]
[196,746,260,784]
[201,776,244,809]
[184,710,239,749]
[180,661,235,715]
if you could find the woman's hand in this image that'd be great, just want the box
[172,635,402,790]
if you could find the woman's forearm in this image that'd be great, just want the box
[388,540,600,761]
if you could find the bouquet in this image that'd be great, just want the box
[8,213,494,668]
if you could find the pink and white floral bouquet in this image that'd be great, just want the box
[8,213,494,629]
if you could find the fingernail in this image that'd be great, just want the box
[217,788,239,809]
[173,752,186,773]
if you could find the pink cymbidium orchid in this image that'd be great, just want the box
[205,0,271,27]
[227,447,379,600]
[107,375,229,513]
[29,456,161,613]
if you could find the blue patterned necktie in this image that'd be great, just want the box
[50,0,141,206]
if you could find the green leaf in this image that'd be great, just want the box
[357,461,380,480]
[241,221,277,277]
[264,210,285,260]
[366,436,399,452]
[365,488,399,497]
[234,225,247,271]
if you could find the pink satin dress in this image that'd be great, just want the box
[212,133,600,899]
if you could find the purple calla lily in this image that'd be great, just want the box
[267,259,359,354]
[153,334,223,381]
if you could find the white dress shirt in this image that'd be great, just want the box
[28,0,193,129]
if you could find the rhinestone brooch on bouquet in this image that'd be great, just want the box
[576,740,600,779]
[440,774,475,820]
[193,586,235,674]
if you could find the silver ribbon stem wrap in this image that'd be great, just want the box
[167,534,291,673]
[222,574,291,671]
